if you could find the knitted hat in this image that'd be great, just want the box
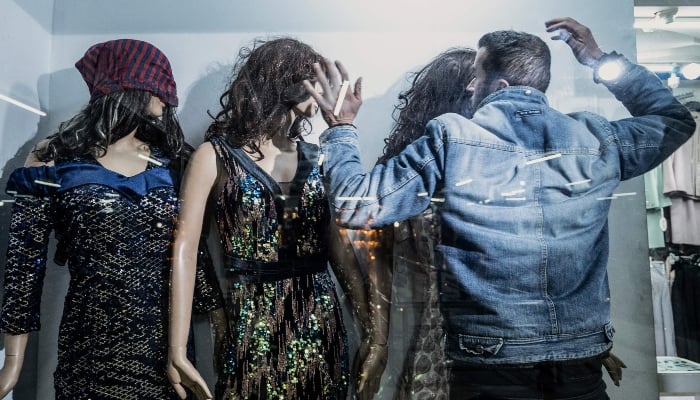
[75,39,178,106]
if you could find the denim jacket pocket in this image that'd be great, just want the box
[458,334,504,356]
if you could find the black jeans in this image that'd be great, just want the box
[447,359,609,400]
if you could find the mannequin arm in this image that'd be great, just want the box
[356,227,392,398]
[0,333,28,397]
[328,226,370,332]
[168,142,217,400]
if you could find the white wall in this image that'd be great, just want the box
[0,3,54,399]
[1,0,666,399]
[0,1,53,175]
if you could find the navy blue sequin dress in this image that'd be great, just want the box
[209,137,349,400]
[1,148,223,400]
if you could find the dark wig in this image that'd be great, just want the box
[35,89,187,163]
[477,30,551,93]
[205,37,323,160]
[378,47,476,164]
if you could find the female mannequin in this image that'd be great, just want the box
[168,37,367,400]
[0,39,223,399]
[379,48,476,400]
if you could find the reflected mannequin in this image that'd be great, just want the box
[380,47,475,400]
[306,17,694,399]
[330,47,477,400]
[168,37,362,400]
[0,39,223,399]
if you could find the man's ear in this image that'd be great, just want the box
[497,79,510,89]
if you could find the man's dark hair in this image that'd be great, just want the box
[477,30,551,93]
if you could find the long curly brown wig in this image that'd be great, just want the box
[378,47,476,164]
[205,37,323,160]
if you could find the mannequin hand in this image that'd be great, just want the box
[602,352,627,386]
[0,356,22,398]
[355,341,388,399]
[544,17,604,67]
[303,58,362,127]
[167,347,213,400]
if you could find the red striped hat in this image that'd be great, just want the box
[75,39,178,106]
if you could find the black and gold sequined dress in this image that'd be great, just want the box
[209,137,349,400]
[0,148,223,400]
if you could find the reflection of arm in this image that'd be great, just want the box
[342,227,393,398]
[168,142,217,399]
[367,227,392,346]
[328,226,370,332]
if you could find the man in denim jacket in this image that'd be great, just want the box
[305,17,695,399]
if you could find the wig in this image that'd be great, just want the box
[35,89,187,163]
[205,37,323,160]
[378,47,476,164]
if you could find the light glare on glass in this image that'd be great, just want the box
[598,61,623,82]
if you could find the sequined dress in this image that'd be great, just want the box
[209,137,349,400]
[0,148,223,400]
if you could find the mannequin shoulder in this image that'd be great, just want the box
[24,139,54,167]
[184,141,218,181]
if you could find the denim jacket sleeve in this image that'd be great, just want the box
[319,123,445,229]
[599,56,696,180]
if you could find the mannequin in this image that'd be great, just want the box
[381,47,476,399]
[0,39,223,399]
[168,37,376,400]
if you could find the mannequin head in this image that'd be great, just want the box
[205,37,323,157]
[379,47,476,164]
[36,39,185,162]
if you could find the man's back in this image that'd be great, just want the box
[430,56,692,366]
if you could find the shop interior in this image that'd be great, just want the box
[635,2,700,399]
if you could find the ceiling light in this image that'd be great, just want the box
[654,7,678,24]
[680,63,700,80]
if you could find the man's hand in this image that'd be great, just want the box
[602,352,627,387]
[303,58,362,127]
[545,17,605,67]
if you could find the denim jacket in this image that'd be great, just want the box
[319,56,695,365]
